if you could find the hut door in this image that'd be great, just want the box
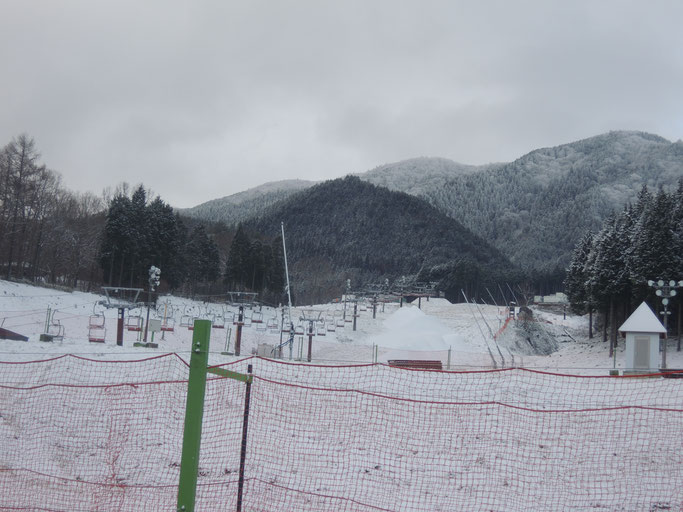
[634,336,650,368]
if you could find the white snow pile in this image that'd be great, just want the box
[368,305,467,352]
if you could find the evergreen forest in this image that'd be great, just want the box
[564,182,683,348]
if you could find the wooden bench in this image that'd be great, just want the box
[388,359,443,371]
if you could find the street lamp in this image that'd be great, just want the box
[647,279,683,369]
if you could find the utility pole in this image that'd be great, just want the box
[235,306,244,357]
[307,321,314,362]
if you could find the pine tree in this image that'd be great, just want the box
[565,231,594,314]
[631,188,677,289]
[224,224,252,290]
[145,197,180,287]
[267,235,286,299]
[185,225,220,294]
[99,194,134,286]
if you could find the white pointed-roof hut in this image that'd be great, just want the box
[618,302,666,373]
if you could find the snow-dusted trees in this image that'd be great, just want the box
[565,231,594,314]
[0,135,50,279]
[99,185,184,290]
[0,135,102,286]
[181,224,220,296]
[98,185,227,294]
[223,225,252,290]
[565,182,683,347]
[223,225,286,302]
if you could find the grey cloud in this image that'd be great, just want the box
[1,0,682,207]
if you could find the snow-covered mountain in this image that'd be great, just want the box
[179,179,314,224]
[419,131,683,270]
[355,157,502,195]
[179,158,494,224]
[181,131,683,272]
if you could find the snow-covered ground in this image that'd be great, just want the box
[2,279,682,374]
[2,280,683,511]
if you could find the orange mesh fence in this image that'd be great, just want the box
[0,353,189,386]
[216,356,683,407]
[1,356,682,511]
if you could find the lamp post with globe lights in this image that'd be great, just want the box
[647,279,683,369]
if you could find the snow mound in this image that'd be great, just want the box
[368,306,454,351]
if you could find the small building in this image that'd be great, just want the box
[533,292,568,304]
[618,302,666,373]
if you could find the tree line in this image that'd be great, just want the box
[0,135,286,301]
[0,134,103,286]
[97,188,286,301]
[564,181,683,352]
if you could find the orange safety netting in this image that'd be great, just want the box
[1,356,682,511]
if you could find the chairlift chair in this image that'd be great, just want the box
[266,317,279,333]
[180,305,196,329]
[156,302,174,320]
[88,313,106,343]
[161,317,175,332]
[48,321,65,338]
[89,313,105,328]
[47,310,65,339]
[212,314,226,329]
[125,313,143,332]
[187,318,200,331]
[316,321,327,336]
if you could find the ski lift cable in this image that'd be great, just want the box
[485,287,499,308]
[461,290,498,369]
[281,222,293,328]
[497,283,507,305]
[506,282,519,305]
[473,298,506,368]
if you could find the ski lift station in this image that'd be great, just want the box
[619,302,666,373]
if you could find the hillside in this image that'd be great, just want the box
[246,176,515,303]
[421,131,683,270]
[182,131,683,276]
[179,179,314,224]
[355,157,502,195]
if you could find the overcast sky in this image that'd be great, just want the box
[2,1,682,208]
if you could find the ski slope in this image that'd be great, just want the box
[2,279,681,372]
[1,280,683,511]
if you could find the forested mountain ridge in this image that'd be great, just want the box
[182,131,683,276]
[179,179,314,225]
[178,158,490,225]
[245,176,516,303]
[355,157,503,196]
[419,131,683,271]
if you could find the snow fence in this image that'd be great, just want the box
[1,353,682,511]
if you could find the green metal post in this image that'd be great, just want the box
[176,319,211,512]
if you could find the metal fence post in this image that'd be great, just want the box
[236,364,253,512]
